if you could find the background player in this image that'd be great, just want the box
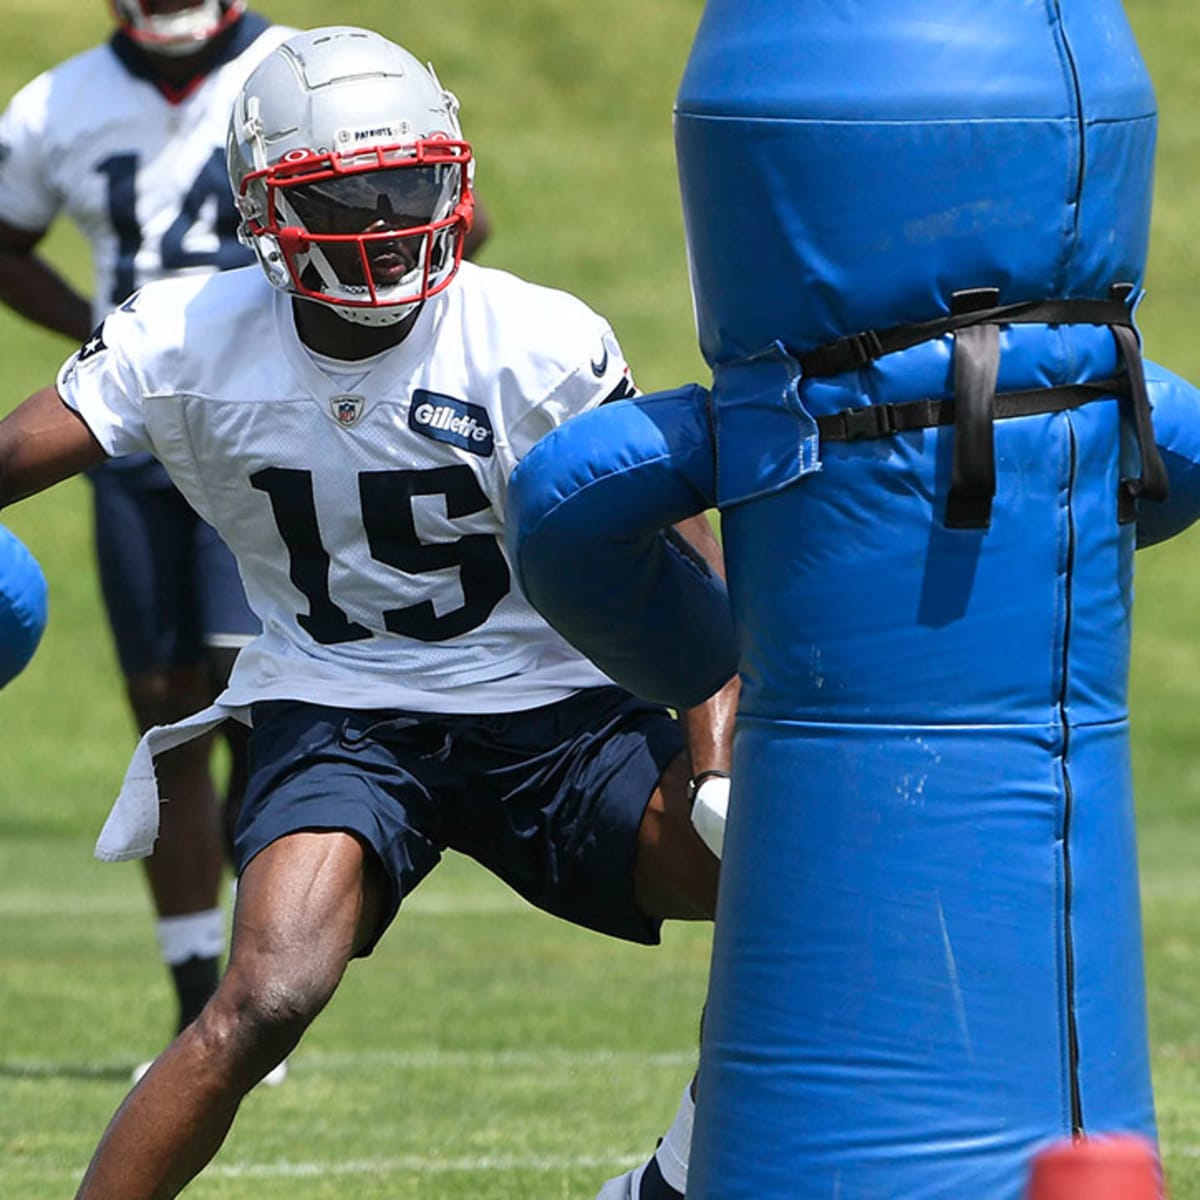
[0,0,292,1074]
[0,0,490,1076]
[0,27,732,1199]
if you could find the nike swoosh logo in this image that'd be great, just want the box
[590,346,609,377]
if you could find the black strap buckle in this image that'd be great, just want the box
[839,404,893,440]
[842,329,885,370]
[806,329,886,377]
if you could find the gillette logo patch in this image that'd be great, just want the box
[409,390,495,456]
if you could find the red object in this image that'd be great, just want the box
[1027,1135,1165,1200]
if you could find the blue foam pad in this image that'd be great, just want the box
[0,525,48,687]
[507,385,736,708]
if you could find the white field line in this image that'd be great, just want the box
[23,1146,1200,1185]
[5,866,1195,917]
[0,889,529,917]
[7,1152,644,1185]
[193,1146,1200,1172]
[297,1047,697,1069]
[2,1046,696,1077]
[207,1151,642,1179]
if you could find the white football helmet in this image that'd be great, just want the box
[227,27,475,328]
[110,0,245,56]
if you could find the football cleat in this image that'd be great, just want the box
[595,1158,683,1200]
[595,1164,645,1200]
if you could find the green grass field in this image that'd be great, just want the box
[2,1,1200,1196]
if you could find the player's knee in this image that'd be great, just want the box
[199,968,324,1075]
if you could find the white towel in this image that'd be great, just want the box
[94,704,232,862]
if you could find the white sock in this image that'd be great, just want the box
[653,1081,695,1193]
[155,907,225,966]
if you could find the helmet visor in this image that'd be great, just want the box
[284,165,460,236]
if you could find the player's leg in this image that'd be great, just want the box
[598,747,718,1200]
[445,688,715,1200]
[126,672,227,1029]
[191,516,267,1073]
[90,470,229,1037]
[594,1083,697,1200]
[76,699,434,1199]
[74,827,388,1200]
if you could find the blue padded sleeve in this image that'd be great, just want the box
[506,384,737,709]
[0,525,48,687]
[1136,360,1200,548]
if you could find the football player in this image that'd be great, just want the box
[0,0,292,1072]
[0,27,732,1200]
[0,1,490,1083]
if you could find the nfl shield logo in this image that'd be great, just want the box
[330,394,364,427]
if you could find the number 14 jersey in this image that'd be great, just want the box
[0,16,293,321]
[58,261,632,714]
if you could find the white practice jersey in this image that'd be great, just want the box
[0,16,293,325]
[58,261,635,714]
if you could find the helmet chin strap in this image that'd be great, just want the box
[331,299,420,328]
[295,238,420,327]
[285,210,435,328]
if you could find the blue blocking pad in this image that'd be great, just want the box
[672,3,1175,1196]
[674,0,1156,368]
[506,385,737,709]
[509,5,1200,1193]
[692,718,1154,1200]
[508,2,1200,1197]
[1137,361,1200,548]
[0,525,48,688]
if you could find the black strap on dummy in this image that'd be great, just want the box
[817,380,1125,443]
[797,284,1169,529]
[1107,284,1170,522]
[945,288,1001,527]
[798,293,1136,378]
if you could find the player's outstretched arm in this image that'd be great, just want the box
[671,513,739,770]
[669,513,739,859]
[0,386,107,508]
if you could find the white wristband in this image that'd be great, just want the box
[690,773,730,859]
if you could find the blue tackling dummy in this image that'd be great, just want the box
[508,2,1200,1197]
[0,524,47,687]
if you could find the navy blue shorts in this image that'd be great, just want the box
[234,687,685,953]
[88,467,259,677]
